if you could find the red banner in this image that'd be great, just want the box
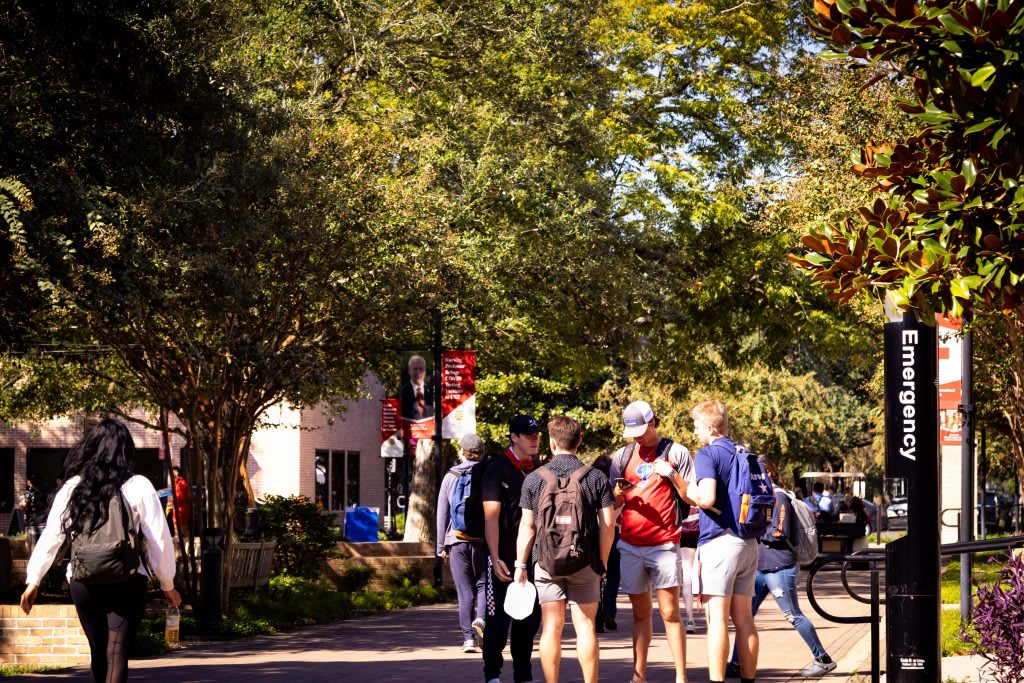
[380,399,403,457]
[937,315,963,446]
[441,350,476,439]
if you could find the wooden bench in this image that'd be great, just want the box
[228,540,276,588]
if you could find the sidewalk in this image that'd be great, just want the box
[10,572,878,682]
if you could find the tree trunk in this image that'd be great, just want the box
[402,439,437,544]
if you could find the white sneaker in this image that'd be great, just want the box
[799,659,838,677]
[486,679,501,683]
[685,618,696,634]
[472,617,486,648]
[463,639,477,653]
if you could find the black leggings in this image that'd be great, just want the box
[69,575,148,683]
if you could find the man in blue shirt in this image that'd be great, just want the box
[686,400,758,683]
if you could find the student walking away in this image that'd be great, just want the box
[590,455,621,634]
[481,415,543,683]
[725,456,836,679]
[514,416,616,683]
[437,433,490,653]
[688,400,772,683]
[21,419,181,683]
[610,400,696,683]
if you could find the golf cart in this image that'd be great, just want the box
[800,471,872,554]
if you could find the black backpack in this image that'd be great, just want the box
[535,466,598,577]
[70,491,148,584]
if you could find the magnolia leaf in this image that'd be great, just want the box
[962,159,978,187]
[970,64,997,88]
[965,117,998,133]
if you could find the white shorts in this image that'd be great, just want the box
[695,531,758,597]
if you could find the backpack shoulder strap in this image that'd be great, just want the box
[655,438,680,468]
[614,443,636,477]
[536,466,557,487]
[569,465,591,484]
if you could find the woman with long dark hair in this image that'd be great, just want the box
[20,419,181,682]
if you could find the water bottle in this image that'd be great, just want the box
[164,605,180,646]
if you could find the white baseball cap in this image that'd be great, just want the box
[622,400,656,439]
[503,580,538,620]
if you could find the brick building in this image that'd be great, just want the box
[0,374,387,533]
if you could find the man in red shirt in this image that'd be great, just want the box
[610,400,696,683]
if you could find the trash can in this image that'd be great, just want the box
[344,506,380,543]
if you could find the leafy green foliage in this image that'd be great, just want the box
[596,362,872,478]
[332,564,374,593]
[257,495,342,578]
[794,0,1024,319]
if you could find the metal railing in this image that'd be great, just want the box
[804,534,1024,683]
[805,550,885,683]
[941,504,1023,536]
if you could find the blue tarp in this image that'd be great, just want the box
[345,506,379,543]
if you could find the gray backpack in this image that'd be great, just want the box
[782,489,819,565]
[70,491,147,584]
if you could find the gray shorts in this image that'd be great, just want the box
[618,540,681,595]
[534,564,601,605]
[695,530,758,597]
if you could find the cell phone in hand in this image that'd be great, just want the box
[615,477,635,490]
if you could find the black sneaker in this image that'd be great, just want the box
[604,616,617,631]
[725,661,741,679]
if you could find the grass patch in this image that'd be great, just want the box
[941,550,1007,604]
[941,608,978,656]
[134,573,452,657]
[872,530,908,543]
[0,665,62,677]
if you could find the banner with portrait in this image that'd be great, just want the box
[400,352,435,440]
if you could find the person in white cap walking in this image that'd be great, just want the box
[609,400,696,683]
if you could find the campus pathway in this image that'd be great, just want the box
[12,572,880,682]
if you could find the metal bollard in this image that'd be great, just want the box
[201,528,225,623]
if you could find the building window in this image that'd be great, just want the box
[134,448,167,492]
[314,450,360,512]
[26,448,70,500]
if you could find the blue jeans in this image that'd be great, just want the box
[731,565,826,663]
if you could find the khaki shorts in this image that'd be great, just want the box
[534,564,601,605]
[618,540,682,595]
[695,530,758,597]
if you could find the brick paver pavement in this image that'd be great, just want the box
[11,571,879,682]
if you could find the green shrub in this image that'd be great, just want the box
[257,495,342,578]
[335,564,374,592]
[133,614,169,657]
[387,563,423,588]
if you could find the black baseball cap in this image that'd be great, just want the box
[508,414,542,435]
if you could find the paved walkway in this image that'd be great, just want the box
[12,570,883,683]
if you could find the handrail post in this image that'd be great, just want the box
[871,565,880,683]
